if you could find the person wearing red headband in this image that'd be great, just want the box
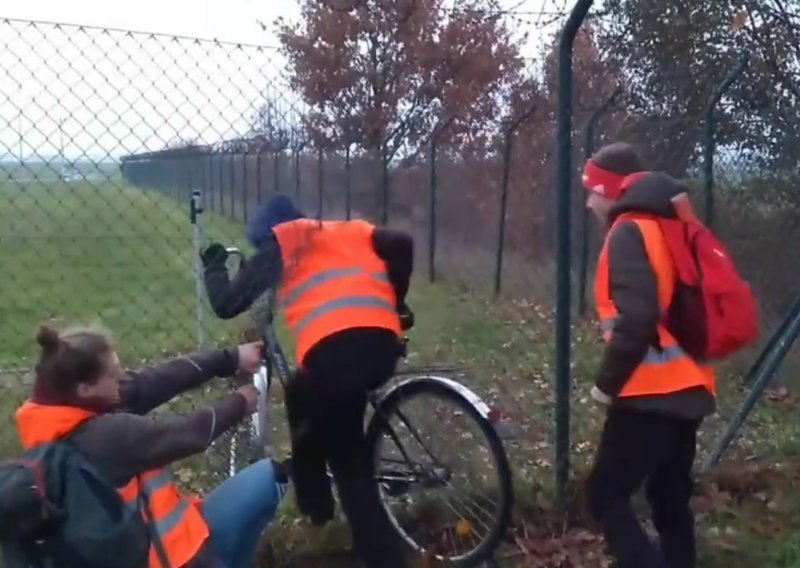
[582,143,715,568]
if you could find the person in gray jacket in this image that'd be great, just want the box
[582,143,715,568]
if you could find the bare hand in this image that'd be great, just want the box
[237,342,264,374]
[236,384,260,414]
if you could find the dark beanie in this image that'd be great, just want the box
[591,142,643,175]
[246,195,305,248]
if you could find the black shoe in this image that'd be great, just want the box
[271,457,292,485]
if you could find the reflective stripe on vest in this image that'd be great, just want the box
[123,471,189,539]
[118,469,209,568]
[282,267,389,307]
[294,295,396,333]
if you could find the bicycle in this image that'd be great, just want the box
[216,247,514,566]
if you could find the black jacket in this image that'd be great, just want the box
[596,173,716,421]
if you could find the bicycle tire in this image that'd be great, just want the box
[365,376,513,566]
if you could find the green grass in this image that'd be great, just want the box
[0,180,249,368]
[2,181,800,566]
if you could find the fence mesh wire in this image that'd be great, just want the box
[1,6,800,555]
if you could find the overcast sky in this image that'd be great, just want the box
[0,0,568,161]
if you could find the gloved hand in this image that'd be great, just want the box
[398,303,415,331]
[200,243,228,267]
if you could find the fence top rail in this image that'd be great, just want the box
[0,16,283,51]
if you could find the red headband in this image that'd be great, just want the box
[582,160,647,200]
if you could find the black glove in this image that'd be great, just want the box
[200,243,228,267]
[398,303,415,331]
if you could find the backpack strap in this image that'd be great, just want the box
[61,420,172,568]
[137,478,172,568]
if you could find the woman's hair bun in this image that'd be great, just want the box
[36,324,61,354]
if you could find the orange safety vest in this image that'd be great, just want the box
[15,401,209,568]
[594,216,716,398]
[272,218,402,364]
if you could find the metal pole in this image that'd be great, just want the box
[273,150,280,197]
[703,53,749,229]
[345,144,352,221]
[578,86,622,316]
[317,147,324,220]
[229,153,235,220]
[705,305,800,468]
[743,293,800,385]
[256,147,263,205]
[242,149,249,222]
[429,137,438,283]
[554,0,594,505]
[190,190,208,349]
[428,116,456,283]
[217,154,224,215]
[495,105,536,296]
[381,144,389,226]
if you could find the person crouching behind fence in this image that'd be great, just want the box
[14,324,289,568]
[582,143,716,568]
[200,194,414,568]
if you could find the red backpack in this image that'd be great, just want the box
[623,210,759,362]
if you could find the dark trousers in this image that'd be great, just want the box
[586,407,700,568]
[284,328,407,568]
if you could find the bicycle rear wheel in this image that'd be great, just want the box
[366,375,513,566]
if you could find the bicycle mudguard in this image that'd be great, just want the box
[378,373,516,440]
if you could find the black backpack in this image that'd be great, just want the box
[0,436,169,568]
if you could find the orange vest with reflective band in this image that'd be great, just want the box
[15,402,209,568]
[272,218,402,364]
[594,216,716,398]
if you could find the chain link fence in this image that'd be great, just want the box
[2,6,800,562]
[0,17,303,488]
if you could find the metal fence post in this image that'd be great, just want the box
[190,189,208,349]
[228,152,235,220]
[273,148,281,197]
[217,153,224,215]
[293,139,307,206]
[577,85,622,317]
[380,143,390,226]
[703,53,749,228]
[317,146,324,220]
[494,105,536,296]
[429,116,456,283]
[555,0,594,505]
[743,293,800,385]
[705,300,800,468]
[256,146,264,206]
[242,148,249,222]
[345,143,353,220]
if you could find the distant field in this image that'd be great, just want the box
[0,179,247,370]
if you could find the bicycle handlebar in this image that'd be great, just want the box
[225,246,246,268]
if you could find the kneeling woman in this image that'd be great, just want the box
[15,324,288,568]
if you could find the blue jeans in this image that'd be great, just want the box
[202,459,288,568]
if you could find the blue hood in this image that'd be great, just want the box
[246,195,305,248]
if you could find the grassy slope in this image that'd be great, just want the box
[1,182,799,566]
